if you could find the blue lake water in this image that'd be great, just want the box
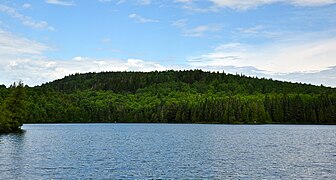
[1,124,336,179]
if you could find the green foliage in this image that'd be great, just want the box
[41,70,334,94]
[16,70,335,124]
[0,81,27,133]
[0,103,12,132]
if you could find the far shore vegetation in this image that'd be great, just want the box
[1,70,336,133]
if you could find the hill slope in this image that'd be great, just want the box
[40,70,333,94]
[3,70,335,124]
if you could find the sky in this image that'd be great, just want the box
[0,0,336,87]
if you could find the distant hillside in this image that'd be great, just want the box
[39,70,334,94]
[1,70,335,125]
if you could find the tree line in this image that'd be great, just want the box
[1,70,336,132]
[23,89,336,124]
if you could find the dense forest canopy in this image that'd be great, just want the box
[1,70,336,131]
[0,81,26,133]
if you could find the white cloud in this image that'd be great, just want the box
[0,29,49,58]
[0,57,167,86]
[179,3,218,13]
[237,25,265,35]
[0,29,167,86]
[176,0,336,10]
[172,19,188,28]
[1,27,335,87]
[1,30,335,87]
[2,56,335,87]
[272,66,336,87]
[72,56,88,61]
[264,39,336,73]
[172,18,222,37]
[188,32,336,73]
[22,3,32,9]
[0,4,54,31]
[285,0,336,6]
[0,29,50,85]
[138,0,151,5]
[209,0,277,9]
[129,13,159,23]
[182,24,222,37]
[175,0,193,2]
[100,0,151,5]
[45,0,75,6]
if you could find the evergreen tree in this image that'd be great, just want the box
[4,81,27,131]
[0,103,12,132]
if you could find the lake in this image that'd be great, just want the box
[1,124,336,179]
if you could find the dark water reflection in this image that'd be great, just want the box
[1,124,336,179]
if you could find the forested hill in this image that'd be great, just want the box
[39,70,334,94]
[2,70,336,128]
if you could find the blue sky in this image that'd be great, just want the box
[0,0,336,86]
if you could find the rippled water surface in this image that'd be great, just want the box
[1,124,336,179]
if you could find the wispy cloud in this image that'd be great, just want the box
[233,25,285,40]
[0,57,166,86]
[0,29,49,58]
[188,31,336,73]
[98,0,112,2]
[0,29,166,86]
[172,19,188,28]
[209,0,277,10]
[45,0,75,6]
[175,0,193,2]
[137,0,151,5]
[237,25,265,35]
[183,24,222,37]
[176,0,336,11]
[22,3,32,9]
[177,2,218,13]
[0,4,54,30]
[101,38,111,44]
[172,19,223,37]
[2,54,335,87]
[100,0,151,5]
[1,29,335,87]
[0,29,50,85]
[129,13,159,23]
[272,66,336,87]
